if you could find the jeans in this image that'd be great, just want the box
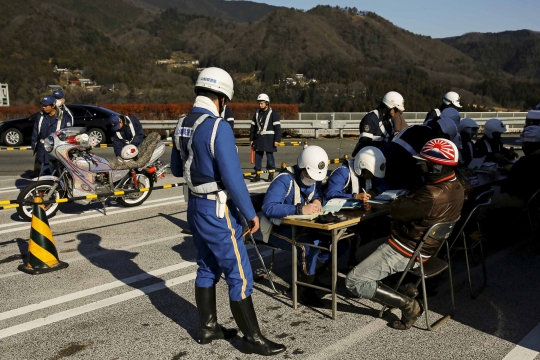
[254,151,275,171]
[346,242,415,299]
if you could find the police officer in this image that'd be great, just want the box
[457,118,479,167]
[352,91,404,157]
[260,146,334,307]
[52,90,74,128]
[221,104,235,130]
[474,118,513,164]
[31,95,73,175]
[525,110,540,127]
[109,114,144,158]
[250,93,281,182]
[170,67,285,356]
[424,91,462,124]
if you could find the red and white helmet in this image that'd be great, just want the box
[121,144,139,160]
[415,138,459,166]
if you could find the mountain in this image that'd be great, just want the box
[0,1,538,111]
[442,30,540,78]
[135,0,283,22]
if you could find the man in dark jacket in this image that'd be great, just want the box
[110,114,144,158]
[424,91,462,124]
[249,93,281,182]
[352,91,404,157]
[31,95,73,175]
[346,138,464,330]
[474,118,513,164]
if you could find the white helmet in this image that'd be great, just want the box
[354,146,386,178]
[195,67,234,101]
[297,145,328,181]
[520,125,540,143]
[437,118,458,139]
[484,118,507,139]
[382,91,405,112]
[121,144,139,160]
[442,91,462,108]
[440,108,460,126]
[458,118,479,133]
[257,93,270,103]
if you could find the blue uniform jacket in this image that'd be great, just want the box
[352,107,393,156]
[31,111,73,164]
[112,116,144,156]
[262,166,323,219]
[324,166,387,200]
[171,108,256,221]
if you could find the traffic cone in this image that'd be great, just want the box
[18,199,68,275]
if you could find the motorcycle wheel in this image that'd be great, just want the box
[16,180,61,221]
[116,172,153,207]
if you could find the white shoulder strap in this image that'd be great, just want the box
[483,139,492,153]
[37,115,44,135]
[435,108,441,117]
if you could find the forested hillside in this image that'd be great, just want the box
[0,0,538,112]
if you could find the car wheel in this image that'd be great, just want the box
[1,128,23,146]
[88,128,106,145]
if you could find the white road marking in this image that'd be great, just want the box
[0,249,273,340]
[502,322,540,360]
[0,186,20,193]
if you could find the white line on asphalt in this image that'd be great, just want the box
[0,178,27,183]
[0,186,20,193]
[502,322,540,360]
[0,249,273,340]
[0,234,187,280]
[0,272,198,340]
[306,318,388,360]
[0,261,197,321]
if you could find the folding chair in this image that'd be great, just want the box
[448,188,494,299]
[524,189,540,240]
[241,193,282,294]
[379,219,458,331]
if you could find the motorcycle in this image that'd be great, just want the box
[17,127,168,221]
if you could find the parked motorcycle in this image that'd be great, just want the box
[16,127,167,221]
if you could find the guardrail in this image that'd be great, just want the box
[141,112,527,137]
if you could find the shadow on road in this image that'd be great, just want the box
[77,232,199,341]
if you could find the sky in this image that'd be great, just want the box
[251,0,540,38]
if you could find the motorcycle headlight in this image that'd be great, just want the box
[44,136,54,152]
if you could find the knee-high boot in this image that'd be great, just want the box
[230,296,286,356]
[195,286,238,344]
[371,282,423,330]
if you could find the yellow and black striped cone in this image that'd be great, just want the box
[18,200,68,275]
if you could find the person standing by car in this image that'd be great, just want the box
[52,90,74,129]
[31,95,73,176]
[109,114,144,158]
[249,94,281,182]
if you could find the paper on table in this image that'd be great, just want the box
[373,189,407,202]
[468,156,486,170]
[284,212,325,220]
[322,198,347,213]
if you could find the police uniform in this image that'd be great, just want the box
[112,116,144,157]
[171,97,256,301]
[325,160,387,200]
[221,105,234,131]
[459,139,476,167]
[424,107,443,125]
[250,107,281,171]
[261,166,327,275]
[31,110,73,174]
[352,107,393,156]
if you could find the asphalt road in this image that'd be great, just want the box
[0,139,539,360]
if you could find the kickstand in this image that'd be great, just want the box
[100,199,107,215]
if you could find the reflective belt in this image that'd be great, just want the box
[116,116,136,143]
[174,114,223,194]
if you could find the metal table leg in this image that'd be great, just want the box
[332,229,338,320]
[292,227,298,310]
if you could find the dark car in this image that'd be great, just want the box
[0,104,121,146]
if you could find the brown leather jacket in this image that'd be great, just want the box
[388,177,464,258]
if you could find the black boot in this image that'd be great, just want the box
[251,173,261,182]
[230,296,286,356]
[298,273,325,307]
[371,282,423,330]
[267,172,275,182]
[195,286,237,344]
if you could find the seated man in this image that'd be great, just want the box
[325,146,388,268]
[457,118,479,167]
[325,146,387,201]
[261,146,334,307]
[110,114,144,160]
[474,118,514,164]
[346,138,464,330]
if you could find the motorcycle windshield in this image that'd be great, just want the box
[59,127,87,136]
